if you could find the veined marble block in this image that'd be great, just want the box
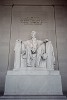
[4,69,63,95]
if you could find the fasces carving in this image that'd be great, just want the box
[14,31,55,70]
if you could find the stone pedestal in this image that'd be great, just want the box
[4,68,63,95]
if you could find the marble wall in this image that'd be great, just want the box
[0,6,11,94]
[55,6,67,92]
[9,6,57,70]
[0,0,67,95]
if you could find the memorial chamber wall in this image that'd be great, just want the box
[0,0,67,95]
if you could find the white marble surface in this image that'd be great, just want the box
[4,70,63,95]
[9,68,59,75]
[14,31,55,70]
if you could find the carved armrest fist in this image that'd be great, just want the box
[41,53,48,60]
[22,50,27,59]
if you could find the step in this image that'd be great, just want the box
[0,95,67,100]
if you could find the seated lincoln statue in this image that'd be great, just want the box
[14,31,55,70]
[5,31,63,95]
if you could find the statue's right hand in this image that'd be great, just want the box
[22,50,26,55]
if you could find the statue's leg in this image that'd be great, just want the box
[32,54,36,67]
[26,46,32,67]
[36,46,42,67]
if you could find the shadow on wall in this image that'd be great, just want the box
[0,0,67,5]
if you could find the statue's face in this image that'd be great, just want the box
[31,31,36,38]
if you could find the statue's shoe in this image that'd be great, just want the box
[27,65,32,67]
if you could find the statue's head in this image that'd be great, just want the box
[31,31,36,38]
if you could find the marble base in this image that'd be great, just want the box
[4,68,63,95]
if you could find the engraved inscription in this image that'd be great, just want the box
[20,17,42,25]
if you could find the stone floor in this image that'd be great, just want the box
[0,95,67,100]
